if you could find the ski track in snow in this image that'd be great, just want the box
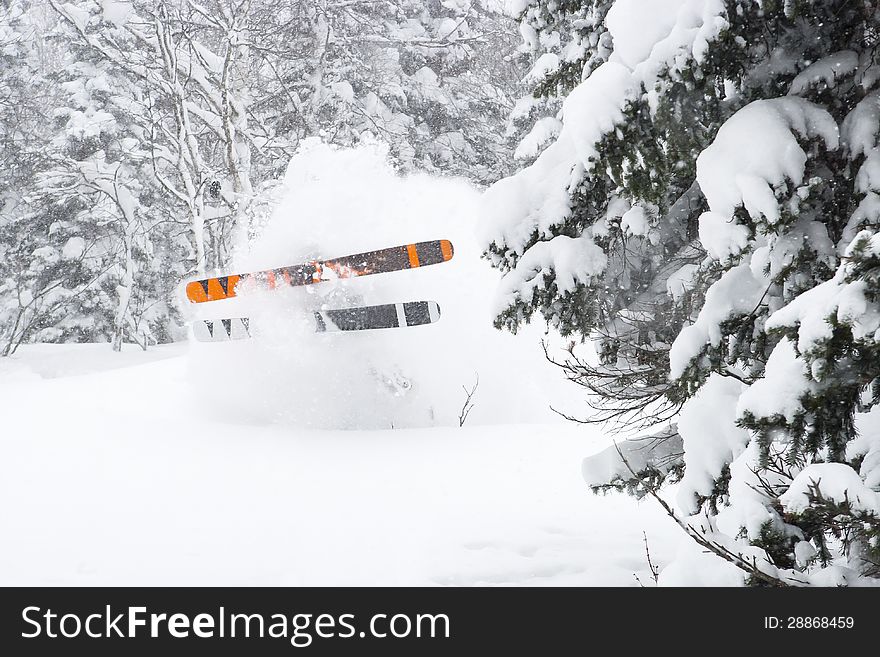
[0,344,679,586]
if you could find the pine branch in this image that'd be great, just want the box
[612,442,802,587]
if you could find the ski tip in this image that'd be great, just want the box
[184,275,241,303]
[440,239,454,261]
[185,280,209,303]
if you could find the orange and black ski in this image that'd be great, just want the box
[184,239,454,304]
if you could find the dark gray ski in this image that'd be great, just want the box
[191,301,441,342]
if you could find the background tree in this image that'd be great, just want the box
[0,0,112,354]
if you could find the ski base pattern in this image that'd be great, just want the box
[192,301,441,342]
[184,240,454,304]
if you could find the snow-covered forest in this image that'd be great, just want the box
[3,0,880,586]
[1,0,522,353]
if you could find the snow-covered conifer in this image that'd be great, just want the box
[0,1,113,353]
[487,0,880,583]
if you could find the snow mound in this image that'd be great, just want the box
[788,51,859,96]
[676,374,749,514]
[736,338,813,424]
[781,463,880,517]
[668,262,765,380]
[186,139,577,429]
[697,211,749,261]
[606,0,687,70]
[696,97,839,224]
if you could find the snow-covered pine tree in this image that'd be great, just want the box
[39,52,174,350]
[484,0,880,583]
[483,0,724,431]
[0,0,110,353]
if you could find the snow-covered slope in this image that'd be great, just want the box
[0,343,677,586]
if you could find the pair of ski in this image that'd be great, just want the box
[184,240,452,341]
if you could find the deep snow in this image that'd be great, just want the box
[0,343,679,586]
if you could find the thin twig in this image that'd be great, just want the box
[459,374,479,427]
[643,531,660,584]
